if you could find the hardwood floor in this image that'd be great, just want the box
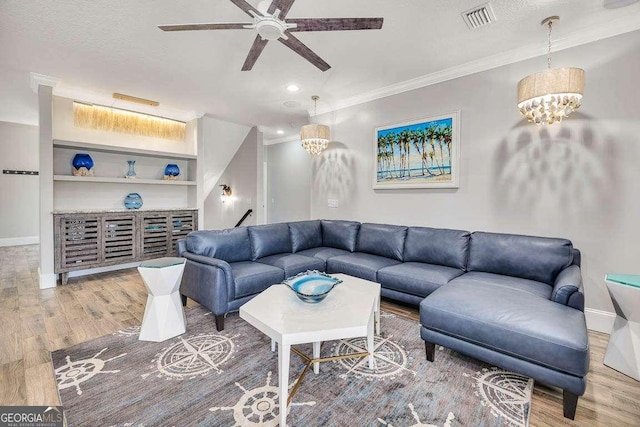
[1,245,638,426]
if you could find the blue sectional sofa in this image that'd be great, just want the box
[177,219,588,419]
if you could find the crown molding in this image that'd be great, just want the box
[316,16,640,116]
[30,73,60,93]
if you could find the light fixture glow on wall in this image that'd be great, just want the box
[73,102,186,140]
[517,16,584,125]
[220,184,232,203]
[300,95,330,155]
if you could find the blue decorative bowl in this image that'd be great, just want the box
[124,192,143,209]
[164,163,180,176]
[283,271,342,303]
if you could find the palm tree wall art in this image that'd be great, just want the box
[373,112,459,189]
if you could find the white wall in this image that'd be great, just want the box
[204,127,259,230]
[0,121,39,245]
[266,140,312,223]
[285,30,639,330]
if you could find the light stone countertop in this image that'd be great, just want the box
[52,208,198,214]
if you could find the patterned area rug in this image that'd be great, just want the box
[52,306,533,426]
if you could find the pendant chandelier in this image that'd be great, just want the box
[517,16,584,125]
[300,95,330,155]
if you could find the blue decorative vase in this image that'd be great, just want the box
[164,163,180,180]
[125,160,137,179]
[72,153,94,176]
[124,192,143,209]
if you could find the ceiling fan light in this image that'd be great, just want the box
[256,19,285,40]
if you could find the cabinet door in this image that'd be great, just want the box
[58,216,101,270]
[141,213,170,259]
[103,215,136,264]
[170,211,196,254]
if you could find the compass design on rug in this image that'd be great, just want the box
[467,367,533,427]
[143,333,238,380]
[331,335,416,380]
[113,325,140,337]
[378,403,456,427]
[209,371,316,426]
[55,348,127,395]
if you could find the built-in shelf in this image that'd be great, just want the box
[53,139,197,160]
[53,175,196,186]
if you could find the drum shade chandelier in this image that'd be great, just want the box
[300,95,330,155]
[517,16,584,125]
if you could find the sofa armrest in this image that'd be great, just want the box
[552,265,584,311]
[180,252,234,315]
[177,238,187,256]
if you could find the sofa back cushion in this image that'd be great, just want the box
[468,231,573,285]
[289,220,322,253]
[404,227,470,269]
[321,220,360,252]
[356,223,407,261]
[248,223,292,260]
[186,228,252,263]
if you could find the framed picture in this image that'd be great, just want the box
[373,111,460,189]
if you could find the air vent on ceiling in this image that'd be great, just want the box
[462,3,496,30]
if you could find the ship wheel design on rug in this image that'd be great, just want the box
[466,367,533,427]
[143,333,239,380]
[331,335,416,380]
[378,403,456,427]
[113,325,140,337]
[209,371,316,426]
[55,348,127,395]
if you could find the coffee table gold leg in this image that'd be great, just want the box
[278,343,290,427]
[313,342,321,374]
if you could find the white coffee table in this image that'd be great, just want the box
[138,257,187,342]
[239,274,380,427]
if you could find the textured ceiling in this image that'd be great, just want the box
[1,0,639,139]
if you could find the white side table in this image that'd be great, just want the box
[138,257,187,342]
[604,274,640,381]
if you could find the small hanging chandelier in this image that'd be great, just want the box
[517,16,584,125]
[300,95,330,155]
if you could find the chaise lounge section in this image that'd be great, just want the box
[177,219,588,418]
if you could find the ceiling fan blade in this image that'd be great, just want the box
[242,35,269,71]
[287,18,384,32]
[158,23,251,31]
[230,0,262,17]
[268,0,296,17]
[279,33,330,71]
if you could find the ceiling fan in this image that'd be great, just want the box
[158,0,383,72]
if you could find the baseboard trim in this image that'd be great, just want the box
[0,236,39,247]
[67,262,140,279]
[38,268,57,289]
[585,308,615,334]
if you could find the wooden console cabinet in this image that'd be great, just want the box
[54,209,197,285]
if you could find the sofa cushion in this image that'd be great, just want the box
[248,223,292,260]
[321,220,360,252]
[230,261,285,299]
[420,280,589,377]
[404,227,470,269]
[186,228,252,263]
[468,232,573,285]
[356,223,407,261]
[257,254,325,279]
[377,262,464,298]
[449,271,552,300]
[326,252,400,282]
[296,247,351,266]
[289,220,322,253]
